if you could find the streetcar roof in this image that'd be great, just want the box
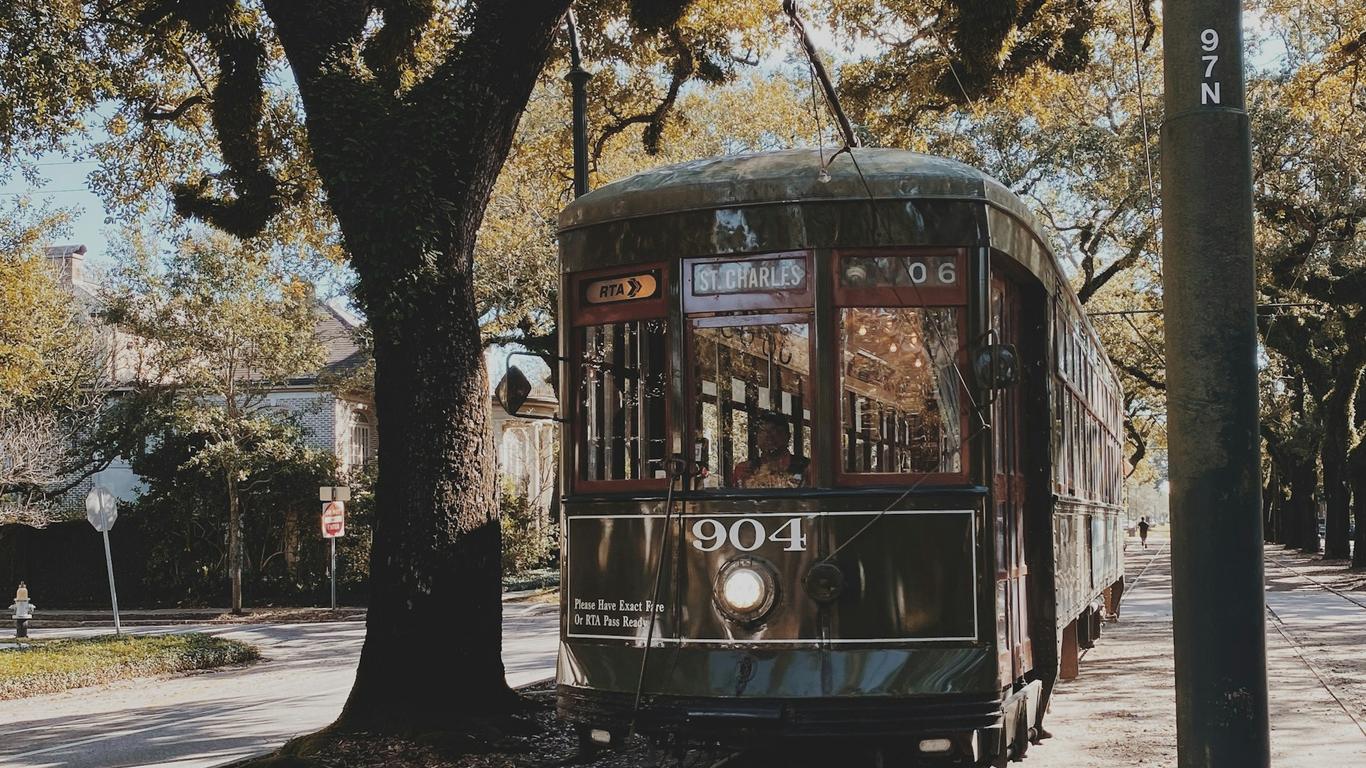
[558,148,1042,238]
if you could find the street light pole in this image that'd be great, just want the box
[1161,2,1270,766]
[565,8,591,198]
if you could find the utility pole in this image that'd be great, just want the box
[1161,2,1270,766]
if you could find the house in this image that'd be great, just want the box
[44,245,377,516]
[489,354,558,522]
[45,244,556,532]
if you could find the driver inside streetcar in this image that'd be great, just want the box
[733,411,809,489]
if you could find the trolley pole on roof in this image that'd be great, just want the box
[1160,2,1270,766]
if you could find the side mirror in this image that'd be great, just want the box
[973,343,1020,390]
[497,364,535,417]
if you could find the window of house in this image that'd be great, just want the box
[834,250,968,482]
[350,413,372,468]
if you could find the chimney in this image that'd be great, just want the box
[44,244,88,286]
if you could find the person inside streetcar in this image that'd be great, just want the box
[733,411,809,489]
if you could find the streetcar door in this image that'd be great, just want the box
[991,276,1032,684]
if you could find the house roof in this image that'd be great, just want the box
[313,299,369,377]
[44,243,373,388]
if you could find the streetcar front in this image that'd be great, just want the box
[537,150,1037,763]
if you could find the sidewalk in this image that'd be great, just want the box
[1031,537,1366,767]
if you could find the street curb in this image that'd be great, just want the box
[27,589,559,629]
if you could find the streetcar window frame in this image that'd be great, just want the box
[568,262,672,493]
[680,251,816,492]
[831,248,971,487]
[685,311,816,491]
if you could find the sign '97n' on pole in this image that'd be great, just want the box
[1201,29,1221,105]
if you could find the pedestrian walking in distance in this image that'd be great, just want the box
[1138,517,1150,549]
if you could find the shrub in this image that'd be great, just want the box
[500,475,552,575]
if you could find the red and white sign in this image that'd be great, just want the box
[321,501,346,538]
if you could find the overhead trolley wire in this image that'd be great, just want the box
[1126,0,1162,263]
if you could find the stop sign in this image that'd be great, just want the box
[321,501,346,538]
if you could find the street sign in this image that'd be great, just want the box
[319,485,351,502]
[85,486,118,532]
[84,485,121,634]
[584,272,658,304]
[321,501,346,538]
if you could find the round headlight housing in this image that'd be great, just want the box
[714,557,779,624]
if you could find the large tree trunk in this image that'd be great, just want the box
[1262,465,1280,544]
[336,255,514,727]
[1322,357,1366,559]
[1322,414,1352,559]
[1353,472,1366,568]
[1286,456,1318,553]
[1352,444,1366,567]
[260,0,572,731]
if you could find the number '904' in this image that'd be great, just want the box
[690,517,807,552]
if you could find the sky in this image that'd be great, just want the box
[1,157,112,270]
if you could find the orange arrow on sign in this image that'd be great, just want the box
[585,273,658,304]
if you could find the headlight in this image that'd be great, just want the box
[722,567,765,612]
[714,557,778,624]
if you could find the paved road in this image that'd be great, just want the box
[0,601,559,768]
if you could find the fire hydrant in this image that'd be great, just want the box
[10,582,34,638]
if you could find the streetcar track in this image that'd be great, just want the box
[1121,538,1169,599]
[1265,555,1366,611]
[1261,554,1366,740]
[1076,539,1165,666]
[1264,602,1366,739]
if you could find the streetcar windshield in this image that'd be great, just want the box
[691,316,812,489]
[839,307,962,474]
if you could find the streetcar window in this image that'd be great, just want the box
[691,318,812,489]
[577,319,669,484]
[839,307,963,475]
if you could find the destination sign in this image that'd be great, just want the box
[840,255,958,289]
[692,257,807,296]
[584,272,659,304]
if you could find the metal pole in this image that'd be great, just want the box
[330,537,337,610]
[102,529,121,635]
[782,0,860,148]
[1160,2,1269,766]
[565,8,591,198]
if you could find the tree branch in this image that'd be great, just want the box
[362,0,438,93]
[140,0,284,237]
[144,94,206,121]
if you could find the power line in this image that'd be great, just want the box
[0,188,93,196]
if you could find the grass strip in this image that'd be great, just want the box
[0,633,259,700]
